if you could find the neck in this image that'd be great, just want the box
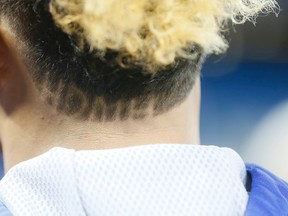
[1,80,200,171]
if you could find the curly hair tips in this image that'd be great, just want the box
[49,0,279,72]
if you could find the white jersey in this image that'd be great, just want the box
[0,144,248,216]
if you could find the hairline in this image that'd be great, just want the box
[0,0,204,122]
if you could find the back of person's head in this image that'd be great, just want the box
[0,0,278,121]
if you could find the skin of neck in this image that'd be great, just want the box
[0,29,201,172]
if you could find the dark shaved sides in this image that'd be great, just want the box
[0,0,203,121]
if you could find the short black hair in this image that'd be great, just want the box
[0,0,203,121]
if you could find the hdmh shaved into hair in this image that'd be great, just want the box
[0,0,279,121]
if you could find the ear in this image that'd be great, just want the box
[0,29,20,79]
[0,29,28,116]
[0,30,10,77]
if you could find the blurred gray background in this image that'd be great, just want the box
[201,0,288,179]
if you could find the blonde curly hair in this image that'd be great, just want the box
[50,0,279,72]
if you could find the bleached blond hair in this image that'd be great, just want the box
[50,0,279,72]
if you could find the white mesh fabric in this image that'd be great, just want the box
[0,149,85,216]
[0,144,248,216]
